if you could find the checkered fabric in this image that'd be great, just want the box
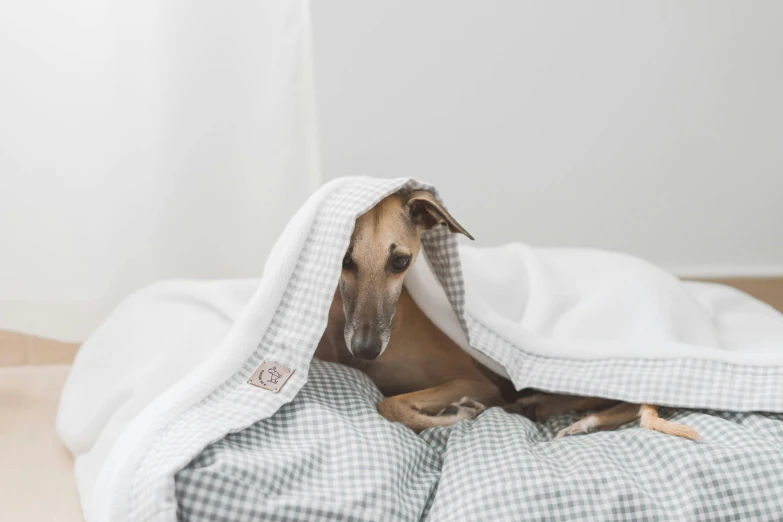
[176,359,443,521]
[468,318,783,413]
[129,178,458,522]
[129,177,783,521]
[425,407,783,521]
[177,358,783,521]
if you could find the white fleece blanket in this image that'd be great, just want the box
[57,177,783,522]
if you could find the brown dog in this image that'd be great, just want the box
[315,189,699,440]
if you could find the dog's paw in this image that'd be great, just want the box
[437,396,486,420]
[555,417,598,439]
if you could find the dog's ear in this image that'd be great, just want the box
[404,190,474,240]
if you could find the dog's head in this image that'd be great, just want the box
[338,189,472,361]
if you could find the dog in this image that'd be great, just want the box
[314,189,700,440]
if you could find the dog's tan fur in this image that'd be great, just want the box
[315,190,700,440]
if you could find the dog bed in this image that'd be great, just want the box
[57,177,783,521]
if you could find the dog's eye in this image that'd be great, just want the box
[342,253,356,271]
[390,255,411,272]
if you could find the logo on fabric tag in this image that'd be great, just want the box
[247,361,294,393]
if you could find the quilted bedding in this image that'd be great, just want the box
[57,177,783,522]
[176,360,783,522]
[176,359,783,521]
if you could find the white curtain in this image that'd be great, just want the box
[0,0,320,341]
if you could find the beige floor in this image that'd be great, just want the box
[696,277,783,312]
[0,278,780,521]
[0,332,83,522]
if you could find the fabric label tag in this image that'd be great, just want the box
[247,361,294,393]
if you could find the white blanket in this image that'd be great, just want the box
[57,177,783,522]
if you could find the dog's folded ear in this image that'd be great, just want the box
[404,190,474,240]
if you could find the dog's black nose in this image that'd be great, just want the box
[351,331,383,360]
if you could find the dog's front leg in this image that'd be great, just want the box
[378,379,503,432]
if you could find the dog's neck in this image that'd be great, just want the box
[315,286,514,399]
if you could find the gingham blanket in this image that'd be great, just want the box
[58,177,783,521]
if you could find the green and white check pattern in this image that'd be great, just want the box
[126,177,783,521]
[131,178,454,521]
[177,358,783,521]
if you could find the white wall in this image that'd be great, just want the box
[311,1,783,276]
[0,1,318,341]
[3,1,782,342]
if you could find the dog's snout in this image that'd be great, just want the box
[350,326,383,361]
